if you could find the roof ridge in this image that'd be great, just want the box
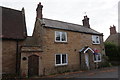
[43,18,83,27]
[1,6,22,12]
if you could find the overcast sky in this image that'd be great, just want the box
[0,0,119,40]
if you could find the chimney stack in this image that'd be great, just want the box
[82,15,90,28]
[110,25,117,35]
[22,7,25,14]
[36,2,43,19]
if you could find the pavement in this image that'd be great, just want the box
[41,66,118,78]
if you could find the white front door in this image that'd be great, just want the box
[85,53,90,69]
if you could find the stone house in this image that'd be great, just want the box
[105,25,120,46]
[20,3,105,77]
[0,6,27,75]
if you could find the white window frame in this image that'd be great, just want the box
[93,53,102,62]
[92,35,100,44]
[55,54,68,66]
[55,31,67,42]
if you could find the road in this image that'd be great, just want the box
[44,66,118,78]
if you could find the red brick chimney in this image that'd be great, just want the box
[82,15,90,28]
[110,25,117,35]
[36,2,43,19]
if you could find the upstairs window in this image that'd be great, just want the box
[55,54,68,66]
[92,35,100,44]
[55,31,67,42]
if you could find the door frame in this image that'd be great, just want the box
[28,55,39,77]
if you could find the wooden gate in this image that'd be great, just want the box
[28,55,39,77]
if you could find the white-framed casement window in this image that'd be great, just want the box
[55,54,68,66]
[92,35,100,44]
[93,53,102,62]
[55,31,67,42]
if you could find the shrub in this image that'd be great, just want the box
[104,42,120,61]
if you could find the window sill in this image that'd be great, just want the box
[54,41,68,44]
[94,60,101,63]
[92,43,100,45]
[55,64,68,67]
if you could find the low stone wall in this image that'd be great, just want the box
[43,64,80,75]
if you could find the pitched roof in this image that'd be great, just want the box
[105,33,120,46]
[43,18,103,35]
[0,6,27,40]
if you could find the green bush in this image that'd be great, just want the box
[104,42,120,61]
[100,62,112,68]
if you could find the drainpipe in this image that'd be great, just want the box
[79,52,81,69]
[16,40,19,75]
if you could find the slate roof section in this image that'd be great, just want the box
[1,6,27,40]
[43,18,103,35]
[105,33,120,46]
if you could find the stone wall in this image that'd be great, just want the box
[39,27,105,75]
[20,52,43,77]
[0,39,2,78]
[2,40,17,74]
[31,19,105,75]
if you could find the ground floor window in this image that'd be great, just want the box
[55,54,68,66]
[94,53,101,62]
